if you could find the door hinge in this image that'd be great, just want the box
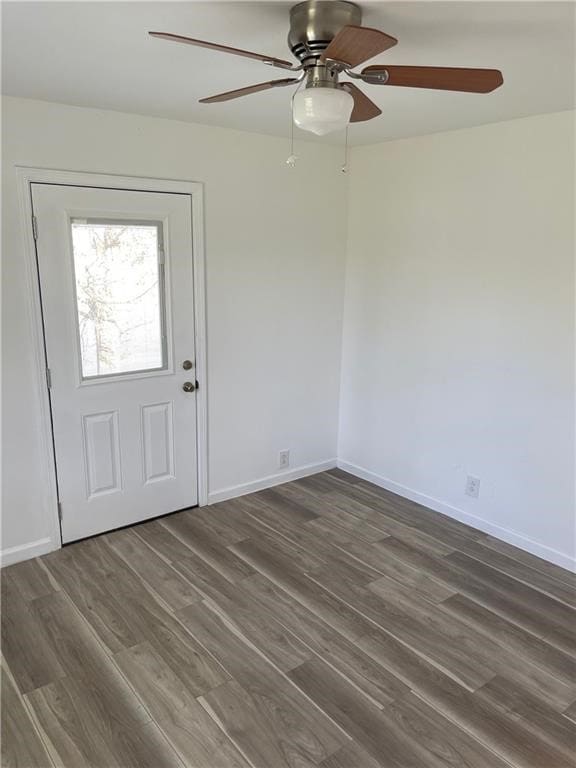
[57,501,63,522]
[46,367,52,389]
[32,215,38,241]
[158,248,165,265]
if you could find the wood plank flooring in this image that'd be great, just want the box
[2,469,576,767]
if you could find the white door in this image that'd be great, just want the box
[31,184,198,543]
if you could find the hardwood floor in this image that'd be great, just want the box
[2,469,576,767]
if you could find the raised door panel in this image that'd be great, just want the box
[141,402,175,484]
[82,411,122,498]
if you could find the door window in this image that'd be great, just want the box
[70,219,167,379]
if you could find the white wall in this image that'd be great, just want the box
[339,111,575,570]
[1,96,347,562]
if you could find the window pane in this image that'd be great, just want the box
[71,220,166,378]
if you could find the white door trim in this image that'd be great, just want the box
[16,167,209,556]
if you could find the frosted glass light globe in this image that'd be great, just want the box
[293,87,354,136]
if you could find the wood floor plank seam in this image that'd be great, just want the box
[444,551,576,632]
[374,535,576,659]
[408,689,518,768]
[329,538,456,604]
[234,508,386,584]
[330,480,564,607]
[175,604,350,766]
[45,539,231,682]
[183,598,357,747]
[357,630,572,767]
[438,593,576,698]
[196,686,292,768]
[1,655,58,768]
[110,640,253,768]
[475,675,576,762]
[247,551,478,695]
[228,538,375,643]
[452,540,576,609]
[303,569,498,693]
[198,673,352,768]
[62,556,265,767]
[264,620,392,712]
[39,548,241,768]
[197,691,263,768]
[324,470,493,542]
[24,577,159,718]
[239,572,412,708]
[480,535,576,590]
[199,595,313,674]
[365,572,576,710]
[158,514,256,584]
[302,474,484,552]
[105,528,204,612]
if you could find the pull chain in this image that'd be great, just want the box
[286,88,298,167]
[341,125,349,174]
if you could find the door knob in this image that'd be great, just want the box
[182,381,196,393]
[182,360,193,370]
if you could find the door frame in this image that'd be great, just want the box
[16,167,209,553]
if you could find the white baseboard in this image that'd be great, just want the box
[0,537,58,568]
[337,460,576,574]
[208,459,338,505]
[7,460,572,574]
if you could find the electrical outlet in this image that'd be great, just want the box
[279,450,290,469]
[465,475,480,498]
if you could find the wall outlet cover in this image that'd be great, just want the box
[465,475,481,498]
[279,450,290,469]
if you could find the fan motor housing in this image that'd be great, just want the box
[288,0,362,63]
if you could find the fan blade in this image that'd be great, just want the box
[149,32,295,70]
[340,83,382,122]
[321,25,397,68]
[199,78,299,104]
[361,65,503,93]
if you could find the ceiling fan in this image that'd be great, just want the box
[149,0,504,136]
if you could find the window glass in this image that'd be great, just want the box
[71,220,166,378]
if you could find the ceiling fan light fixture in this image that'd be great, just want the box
[293,86,354,136]
[152,1,504,128]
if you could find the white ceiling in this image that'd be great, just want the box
[2,1,575,145]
